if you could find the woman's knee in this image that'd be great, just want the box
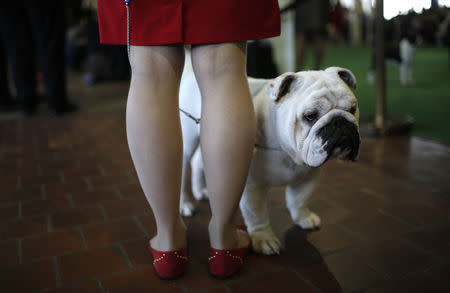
[191,42,247,81]
[130,45,185,81]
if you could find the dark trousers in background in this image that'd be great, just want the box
[0,40,12,103]
[0,0,68,113]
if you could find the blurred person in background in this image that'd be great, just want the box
[0,0,78,116]
[66,0,88,72]
[295,0,330,70]
[0,41,18,112]
[437,10,450,66]
[329,0,345,44]
[66,0,130,86]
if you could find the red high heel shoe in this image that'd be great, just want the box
[208,223,251,278]
[149,239,188,279]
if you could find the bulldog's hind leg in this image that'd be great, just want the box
[286,170,321,230]
[179,134,199,217]
[240,184,282,255]
[191,147,208,200]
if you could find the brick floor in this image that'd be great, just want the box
[1,75,449,292]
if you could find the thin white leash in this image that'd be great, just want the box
[124,0,201,124]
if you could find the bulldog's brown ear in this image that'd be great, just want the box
[268,73,298,102]
[338,70,357,90]
[325,67,357,90]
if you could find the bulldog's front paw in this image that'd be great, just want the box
[293,208,321,229]
[180,200,196,217]
[250,229,282,255]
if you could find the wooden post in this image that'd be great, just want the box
[375,0,386,132]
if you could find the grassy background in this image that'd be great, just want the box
[303,46,450,144]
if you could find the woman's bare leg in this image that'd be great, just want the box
[126,45,186,251]
[191,42,255,249]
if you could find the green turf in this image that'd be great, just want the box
[304,46,450,144]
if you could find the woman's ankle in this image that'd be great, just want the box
[208,218,239,249]
[151,220,187,251]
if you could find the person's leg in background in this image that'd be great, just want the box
[296,32,308,71]
[191,42,254,250]
[26,0,77,114]
[0,41,10,102]
[295,0,308,72]
[0,1,38,116]
[105,45,130,81]
[126,45,187,251]
[313,33,326,70]
[0,40,18,111]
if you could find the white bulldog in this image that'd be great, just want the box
[179,60,360,255]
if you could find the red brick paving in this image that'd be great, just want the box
[0,259,56,293]
[366,273,450,292]
[22,230,85,261]
[0,203,18,221]
[320,251,388,292]
[82,218,144,247]
[228,270,317,293]
[45,280,100,293]
[70,190,121,207]
[100,267,184,293]
[21,199,71,218]
[1,77,449,292]
[58,246,129,284]
[0,239,18,266]
[50,206,105,231]
[0,216,48,240]
[350,237,439,279]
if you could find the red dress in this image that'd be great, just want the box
[97,0,280,45]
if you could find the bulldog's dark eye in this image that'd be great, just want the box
[303,112,318,122]
[349,106,357,115]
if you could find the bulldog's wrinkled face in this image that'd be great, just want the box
[267,67,360,168]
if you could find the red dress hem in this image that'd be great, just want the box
[97,0,281,46]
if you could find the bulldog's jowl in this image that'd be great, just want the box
[317,116,360,162]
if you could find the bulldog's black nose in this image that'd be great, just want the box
[317,116,360,161]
